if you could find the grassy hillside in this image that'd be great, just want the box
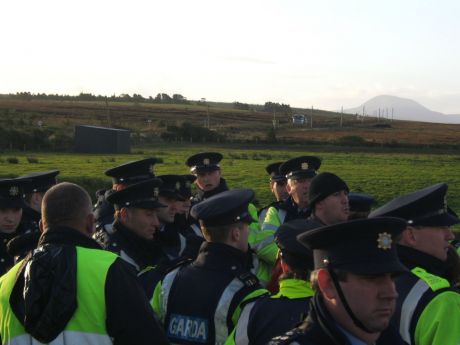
[1,145,459,213]
[1,97,460,150]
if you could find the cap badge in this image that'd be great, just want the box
[175,182,181,190]
[203,158,210,165]
[270,172,276,177]
[185,181,191,188]
[153,187,159,198]
[9,186,19,196]
[443,195,448,212]
[149,165,154,174]
[301,162,309,170]
[377,232,392,250]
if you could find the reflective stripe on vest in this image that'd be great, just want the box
[190,224,203,237]
[9,330,113,345]
[214,277,245,344]
[119,249,140,271]
[399,279,430,345]
[278,210,287,225]
[234,300,256,345]
[160,267,181,322]
[0,246,116,344]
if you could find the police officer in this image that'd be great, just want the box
[185,152,270,285]
[258,162,288,225]
[270,217,408,345]
[0,182,168,344]
[307,172,350,227]
[228,219,316,345]
[104,178,169,272]
[257,156,321,266]
[0,178,28,276]
[94,157,159,237]
[6,171,60,262]
[152,189,268,344]
[18,170,59,234]
[138,175,198,299]
[348,192,375,220]
[156,174,192,259]
[369,183,460,345]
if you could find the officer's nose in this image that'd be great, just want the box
[152,212,160,228]
[445,227,455,241]
[379,274,398,300]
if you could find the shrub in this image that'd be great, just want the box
[27,157,39,164]
[7,157,19,164]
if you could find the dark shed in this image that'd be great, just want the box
[74,125,130,153]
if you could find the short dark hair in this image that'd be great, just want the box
[42,182,92,230]
[200,221,244,243]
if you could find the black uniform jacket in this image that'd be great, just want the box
[0,231,16,276]
[18,206,41,235]
[275,196,312,223]
[269,293,407,345]
[191,177,229,204]
[103,220,169,271]
[6,226,169,345]
[163,242,266,345]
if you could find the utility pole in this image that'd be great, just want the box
[362,106,365,123]
[340,106,343,128]
[272,111,277,129]
[310,106,313,128]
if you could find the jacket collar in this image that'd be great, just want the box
[38,226,101,250]
[396,244,448,278]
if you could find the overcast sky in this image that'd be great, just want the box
[1,0,460,113]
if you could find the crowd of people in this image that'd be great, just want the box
[0,151,459,345]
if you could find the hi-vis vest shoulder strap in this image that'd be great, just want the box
[399,267,450,345]
[0,246,117,345]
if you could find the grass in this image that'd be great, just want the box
[1,144,460,214]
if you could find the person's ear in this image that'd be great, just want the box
[120,208,128,221]
[399,226,417,247]
[317,269,337,301]
[84,213,96,237]
[280,257,290,273]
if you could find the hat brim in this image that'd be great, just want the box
[334,259,409,275]
[288,170,317,180]
[0,198,25,209]
[192,165,220,174]
[412,211,460,227]
[128,200,167,209]
[159,190,187,202]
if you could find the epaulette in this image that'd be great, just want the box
[164,257,193,275]
[268,327,304,344]
[237,271,260,288]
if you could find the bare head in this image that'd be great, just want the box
[41,182,95,237]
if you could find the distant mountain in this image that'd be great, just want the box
[344,95,460,124]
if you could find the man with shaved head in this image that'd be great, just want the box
[0,182,168,345]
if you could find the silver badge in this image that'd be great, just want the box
[185,181,191,188]
[153,187,159,198]
[203,158,210,165]
[9,186,19,196]
[377,232,392,250]
[149,165,154,174]
[301,162,309,170]
[175,182,181,190]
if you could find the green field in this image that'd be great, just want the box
[1,145,459,212]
